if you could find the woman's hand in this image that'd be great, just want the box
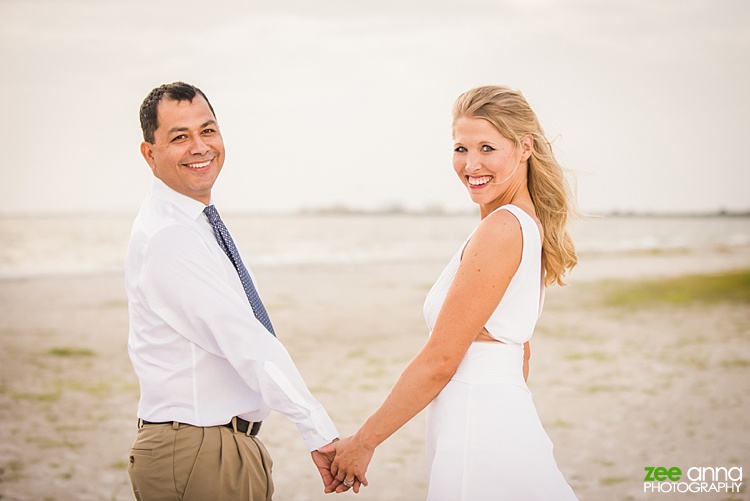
[318,434,374,493]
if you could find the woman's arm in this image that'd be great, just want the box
[523,341,531,381]
[322,210,525,490]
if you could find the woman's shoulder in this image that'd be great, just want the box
[468,207,524,255]
[485,203,543,242]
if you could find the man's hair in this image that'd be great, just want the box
[139,81,216,143]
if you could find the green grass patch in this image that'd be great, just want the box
[120,382,140,393]
[601,269,750,307]
[721,358,750,368]
[0,459,24,482]
[357,383,380,392]
[56,379,112,397]
[27,437,83,449]
[98,299,128,308]
[47,347,96,357]
[365,367,388,379]
[12,390,61,402]
[594,458,615,467]
[599,476,629,485]
[670,355,708,370]
[564,351,612,362]
[583,384,621,394]
[345,348,367,359]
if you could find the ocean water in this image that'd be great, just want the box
[0,213,748,278]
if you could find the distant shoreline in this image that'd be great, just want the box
[0,208,749,219]
[582,209,750,219]
[296,207,750,218]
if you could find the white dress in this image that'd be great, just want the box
[423,204,577,500]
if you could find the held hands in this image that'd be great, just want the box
[311,441,339,493]
[317,434,374,494]
[311,438,360,494]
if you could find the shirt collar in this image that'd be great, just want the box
[150,178,210,220]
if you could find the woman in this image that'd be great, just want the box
[321,86,578,499]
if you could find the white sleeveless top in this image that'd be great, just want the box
[423,204,545,345]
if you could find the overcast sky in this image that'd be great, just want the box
[2,0,748,215]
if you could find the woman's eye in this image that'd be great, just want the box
[481,145,494,152]
[454,146,467,153]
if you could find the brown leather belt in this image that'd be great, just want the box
[140,417,261,436]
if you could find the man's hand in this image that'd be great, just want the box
[311,439,342,493]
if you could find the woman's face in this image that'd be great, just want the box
[452,116,522,206]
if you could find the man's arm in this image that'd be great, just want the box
[143,224,338,450]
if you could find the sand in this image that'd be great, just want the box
[1,246,749,501]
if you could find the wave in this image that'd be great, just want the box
[1,214,748,277]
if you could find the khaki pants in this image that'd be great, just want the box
[128,422,274,501]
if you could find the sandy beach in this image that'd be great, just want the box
[1,244,748,500]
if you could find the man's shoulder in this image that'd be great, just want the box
[131,199,202,251]
[135,192,194,230]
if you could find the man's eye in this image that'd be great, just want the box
[171,134,187,142]
[202,129,216,135]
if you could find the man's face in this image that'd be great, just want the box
[140,95,225,204]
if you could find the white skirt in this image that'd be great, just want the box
[426,342,577,500]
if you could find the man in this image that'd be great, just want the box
[126,81,341,500]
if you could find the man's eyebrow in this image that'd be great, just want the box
[166,120,218,136]
[166,126,188,136]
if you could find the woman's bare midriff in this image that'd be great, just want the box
[474,328,505,343]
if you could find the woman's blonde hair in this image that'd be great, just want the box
[452,85,577,286]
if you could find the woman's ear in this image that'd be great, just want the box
[521,134,534,160]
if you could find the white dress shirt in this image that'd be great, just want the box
[126,178,338,451]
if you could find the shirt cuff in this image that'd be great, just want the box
[296,405,339,451]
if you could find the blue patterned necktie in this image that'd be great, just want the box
[204,205,276,336]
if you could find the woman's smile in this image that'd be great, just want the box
[467,175,494,188]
